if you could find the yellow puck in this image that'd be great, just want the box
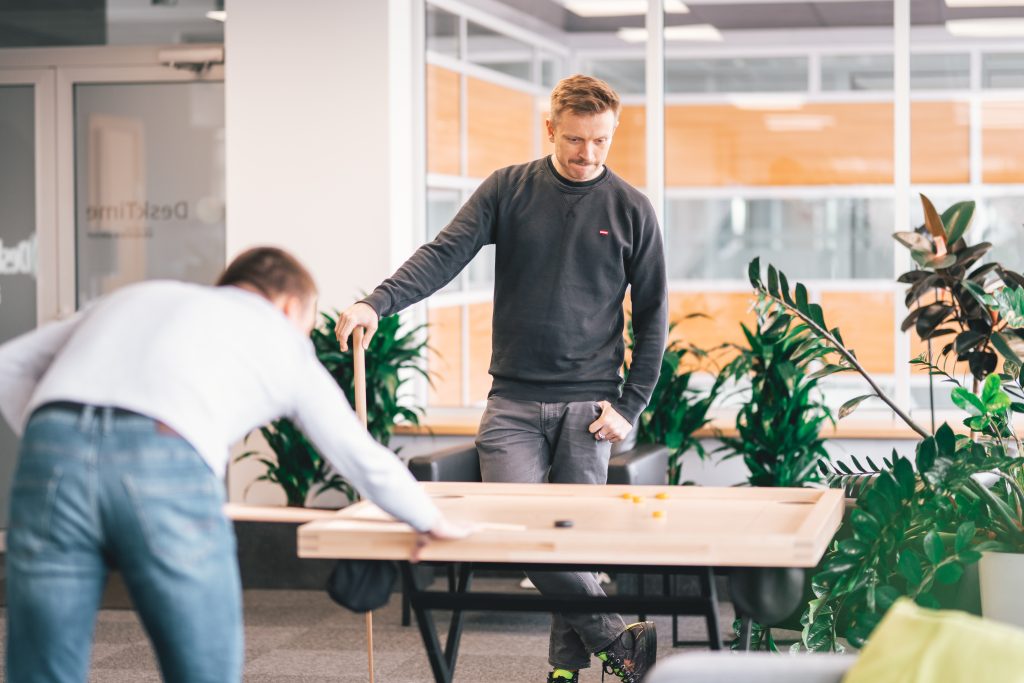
[655,492,669,500]
[621,492,633,500]
[632,495,643,504]
[653,510,666,519]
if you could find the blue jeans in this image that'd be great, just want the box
[475,396,625,670]
[5,403,242,683]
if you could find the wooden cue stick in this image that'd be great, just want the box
[352,327,374,683]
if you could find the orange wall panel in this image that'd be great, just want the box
[467,77,533,178]
[426,65,461,177]
[665,103,894,186]
[819,292,895,375]
[468,302,494,404]
[427,305,463,407]
[983,102,1024,184]
[607,105,646,188]
[911,101,969,185]
[667,291,757,369]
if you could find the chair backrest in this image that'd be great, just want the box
[408,442,670,486]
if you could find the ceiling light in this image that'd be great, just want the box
[564,1,689,17]
[946,18,1024,37]
[729,95,806,111]
[764,114,835,132]
[617,24,722,42]
[946,0,1024,7]
[206,10,226,21]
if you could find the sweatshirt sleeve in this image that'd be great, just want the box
[0,314,84,435]
[290,352,440,532]
[362,172,501,318]
[613,205,668,425]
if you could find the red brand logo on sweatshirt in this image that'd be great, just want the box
[599,230,609,236]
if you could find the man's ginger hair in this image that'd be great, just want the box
[549,74,621,125]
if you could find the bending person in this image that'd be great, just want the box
[0,246,466,683]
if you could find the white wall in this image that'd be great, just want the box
[224,0,421,504]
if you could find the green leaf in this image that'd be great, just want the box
[898,549,924,587]
[935,562,965,585]
[955,521,977,553]
[924,529,945,565]
[982,373,1002,405]
[851,509,881,540]
[951,387,985,417]
[796,283,809,314]
[839,394,875,419]
[943,201,975,246]
[748,258,762,289]
[767,265,780,298]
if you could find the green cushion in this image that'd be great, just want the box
[844,597,1024,683]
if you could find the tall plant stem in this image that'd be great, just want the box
[764,292,931,439]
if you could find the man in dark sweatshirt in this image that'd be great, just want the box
[336,74,668,683]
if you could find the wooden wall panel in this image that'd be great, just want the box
[426,65,461,177]
[607,105,646,188]
[468,302,494,404]
[467,77,533,178]
[667,292,757,369]
[911,101,969,185]
[819,291,895,375]
[665,103,894,186]
[427,305,463,407]
[983,102,1024,184]
[663,101,968,187]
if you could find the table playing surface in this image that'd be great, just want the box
[297,482,843,568]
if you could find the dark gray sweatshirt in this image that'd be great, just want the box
[363,156,668,425]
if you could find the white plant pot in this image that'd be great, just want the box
[979,551,1024,628]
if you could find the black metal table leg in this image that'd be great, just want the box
[401,570,411,627]
[702,568,722,650]
[443,563,474,671]
[402,562,454,683]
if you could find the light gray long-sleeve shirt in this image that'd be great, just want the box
[0,281,439,532]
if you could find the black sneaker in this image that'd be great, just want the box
[594,621,657,682]
[547,671,579,683]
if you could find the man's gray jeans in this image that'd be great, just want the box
[475,395,627,670]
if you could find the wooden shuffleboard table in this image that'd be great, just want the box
[298,482,843,683]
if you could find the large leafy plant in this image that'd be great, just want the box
[804,380,1024,652]
[896,196,1024,386]
[237,312,430,507]
[746,246,1024,653]
[717,297,838,488]
[628,317,726,485]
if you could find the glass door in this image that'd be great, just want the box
[0,69,55,532]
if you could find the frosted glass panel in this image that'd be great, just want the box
[0,85,36,529]
[74,81,225,308]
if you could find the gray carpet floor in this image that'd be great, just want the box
[0,575,760,682]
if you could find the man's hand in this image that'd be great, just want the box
[335,302,379,351]
[411,515,474,563]
[588,400,632,443]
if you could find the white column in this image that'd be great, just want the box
[224,0,419,503]
[225,0,417,311]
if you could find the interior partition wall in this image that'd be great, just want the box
[419,0,1024,422]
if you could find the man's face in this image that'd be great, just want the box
[546,109,618,182]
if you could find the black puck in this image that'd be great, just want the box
[554,519,574,528]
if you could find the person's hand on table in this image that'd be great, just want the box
[335,302,379,351]
[411,515,474,563]
[588,401,632,443]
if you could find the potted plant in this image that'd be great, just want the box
[743,194,1024,651]
[629,316,727,485]
[232,310,429,588]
